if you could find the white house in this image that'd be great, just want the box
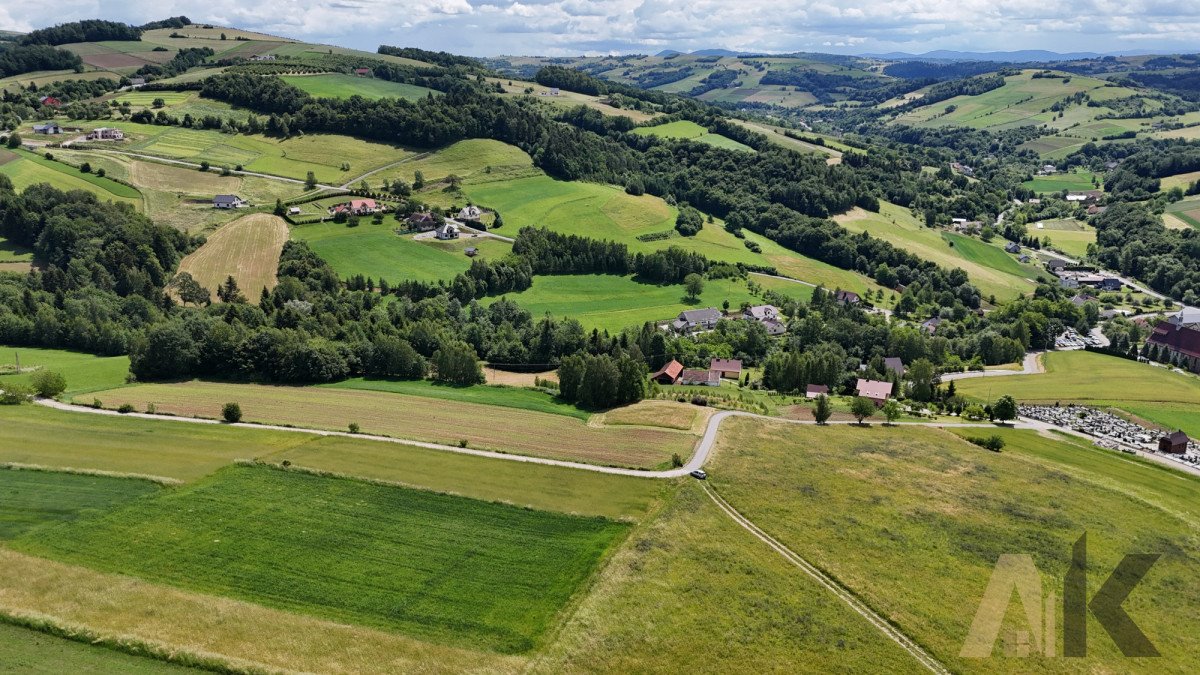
[213,194,246,209]
[435,222,460,240]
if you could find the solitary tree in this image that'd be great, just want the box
[304,171,317,189]
[850,396,876,425]
[222,402,242,423]
[992,395,1018,423]
[29,370,67,398]
[413,170,425,190]
[172,272,210,306]
[881,399,902,425]
[5,132,21,149]
[683,273,704,301]
[812,394,832,424]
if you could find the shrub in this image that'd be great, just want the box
[79,162,92,173]
[690,395,708,407]
[222,402,242,423]
[146,403,156,414]
[29,370,67,397]
[92,398,102,409]
[199,160,210,171]
[0,384,32,405]
[968,435,1005,452]
[96,168,106,178]
[117,403,135,414]
[348,422,360,434]
[671,453,683,468]
[458,439,469,448]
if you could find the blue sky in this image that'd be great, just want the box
[3,1,1199,56]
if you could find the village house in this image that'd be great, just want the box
[834,289,860,306]
[679,369,721,387]
[407,212,437,231]
[1159,430,1190,454]
[1039,164,1057,175]
[457,205,483,221]
[435,222,460,240]
[709,358,742,379]
[38,96,62,108]
[650,359,684,385]
[920,317,941,334]
[805,384,829,399]
[330,198,379,216]
[128,77,146,87]
[212,194,246,209]
[540,87,560,96]
[250,54,276,61]
[287,206,301,215]
[1045,258,1067,273]
[855,378,893,406]
[1146,320,1200,373]
[32,122,62,134]
[743,304,779,322]
[1070,292,1097,307]
[1004,241,1021,254]
[883,357,906,377]
[671,307,721,334]
[761,319,786,336]
[949,162,974,177]
[1018,254,1031,263]
[353,67,372,76]
[86,127,124,141]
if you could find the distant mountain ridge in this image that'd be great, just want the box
[863,48,1174,62]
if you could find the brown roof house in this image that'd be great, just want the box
[680,369,721,387]
[1159,430,1190,455]
[883,357,906,377]
[855,378,892,406]
[805,384,829,399]
[650,359,684,385]
[709,358,742,379]
[835,290,861,305]
[1146,320,1200,373]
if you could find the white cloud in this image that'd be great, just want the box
[0,0,1197,55]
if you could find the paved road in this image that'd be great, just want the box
[941,351,1045,381]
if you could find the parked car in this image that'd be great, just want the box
[689,469,707,480]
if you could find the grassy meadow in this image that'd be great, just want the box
[175,213,289,299]
[0,621,198,674]
[324,377,586,419]
[953,350,1200,437]
[79,380,697,469]
[631,120,755,152]
[708,419,1200,673]
[292,219,513,282]
[12,464,629,654]
[835,202,1040,300]
[1030,218,1096,257]
[281,74,439,101]
[0,467,161,539]
[0,149,141,207]
[1021,170,1100,194]
[0,345,129,395]
[375,138,540,186]
[484,274,812,333]
[0,233,33,274]
[1163,197,1200,230]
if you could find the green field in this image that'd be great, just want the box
[375,138,539,186]
[292,219,513,282]
[485,274,811,333]
[0,346,130,395]
[282,74,439,101]
[324,378,585,419]
[1021,170,1100,194]
[0,467,161,539]
[0,621,197,674]
[709,419,1200,673]
[87,122,410,183]
[631,120,755,152]
[12,464,629,653]
[1163,197,1200,230]
[1030,218,1097,257]
[0,149,141,207]
[954,350,1200,437]
[835,202,1039,300]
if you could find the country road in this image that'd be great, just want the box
[941,351,1045,381]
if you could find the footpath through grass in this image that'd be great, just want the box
[954,350,1200,436]
[12,464,630,654]
[708,420,1200,673]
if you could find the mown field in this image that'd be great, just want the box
[631,120,755,152]
[0,345,129,395]
[708,419,1200,673]
[175,213,289,299]
[0,467,161,539]
[12,464,628,654]
[293,219,513,282]
[1163,197,1200,230]
[0,149,141,208]
[79,380,697,469]
[484,274,812,333]
[1021,170,1100,193]
[953,350,1200,437]
[324,377,587,419]
[0,621,197,674]
[731,119,841,161]
[281,74,439,101]
[1030,218,1096,257]
[375,138,539,186]
[835,202,1040,300]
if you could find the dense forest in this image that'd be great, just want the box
[0,44,82,78]
[18,20,141,46]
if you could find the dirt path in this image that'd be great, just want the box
[941,351,1045,381]
[702,484,950,674]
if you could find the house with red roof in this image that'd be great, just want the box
[1146,320,1200,373]
[38,95,62,108]
[650,359,683,385]
[680,369,721,387]
[709,358,742,379]
[855,378,893,406]
[329,198,378,216]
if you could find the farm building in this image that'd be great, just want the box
[330,199,379,216]
[835,290,860,305]
[86,127,124,141]
[464,247,478,257]
[288,206,301,215]
[32,122,62,134]
[805,384,829,399]
[650,359,684,385]
[855,378,892,406]
[710,358,742,379]
[883,357,905,377]
[128,77,146,87]
[1145,320,1200,373]
[250,54,276,61]
[1159,430,1190,454]
[1004,242,1021,254]
[743,304,779,322]
[407,212,437,230]
[1066,190,1102,204]
[670,307,721,334]
[212,194,246,209]
[457,205,483,221]
[920,317,941,334]
[435,222,460,240]
[38,96,62,108]
[1045,258,1067,272]
[353,68,372,76]
[680,369,720,387]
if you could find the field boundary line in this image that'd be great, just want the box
[701,484,950,675]
[0,462,182,486]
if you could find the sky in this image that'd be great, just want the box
[2,0,1200,57]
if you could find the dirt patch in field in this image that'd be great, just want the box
[603,400,705,431]
[83,53,152,69]
[779,404,857,422]
[483,368,557,386]
[0,149,18,166]
[175,213,288,300]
